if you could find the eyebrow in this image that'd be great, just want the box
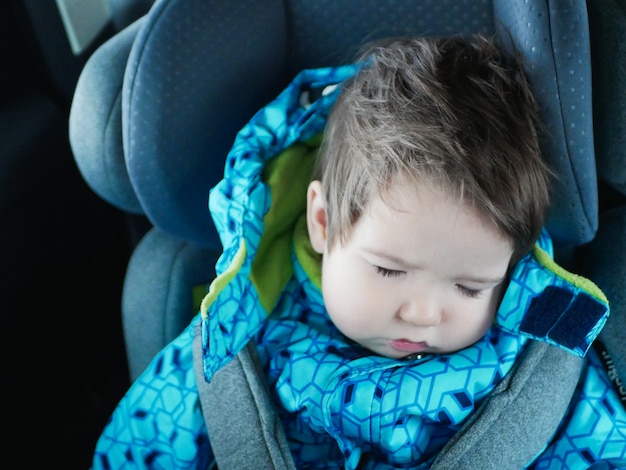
[361,248,507,285]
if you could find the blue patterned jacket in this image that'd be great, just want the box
[92,65,625,470]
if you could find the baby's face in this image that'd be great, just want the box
[307,178,513,359]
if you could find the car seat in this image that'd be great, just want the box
[68,0,626,468]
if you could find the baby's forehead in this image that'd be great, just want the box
[371,173,451,209]
[352,181,514,266]
[367,175,507,237]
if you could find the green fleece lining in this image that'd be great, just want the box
[533,245,608,304]
[250,135,322,312]
[201,239,247,317]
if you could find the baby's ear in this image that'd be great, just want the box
[306,180,327,254]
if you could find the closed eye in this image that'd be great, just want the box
[376,266,405,278]
[456,284,482,298]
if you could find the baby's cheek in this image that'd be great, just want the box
[463,303,498,340]
[325,292,383,340]
[321,257,385,336]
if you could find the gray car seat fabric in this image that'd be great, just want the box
[70,17,145,214]
[494,1,597,247]
[71,0,599,250]
[68,0,625,467]
[432,343,584,469]
[192,330,296,470]
[124,229,219,378]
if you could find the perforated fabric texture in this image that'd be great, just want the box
[121,0,598,249]
[494,0,597,245]
[123,0,287,247]
[283,0,493,75]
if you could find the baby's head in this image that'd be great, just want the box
[306,35,552,358]
[313,34,551,266]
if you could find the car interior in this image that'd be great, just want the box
[2,1,153,468]
[3,0,625,468]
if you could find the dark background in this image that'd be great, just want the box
[1,1,152,467]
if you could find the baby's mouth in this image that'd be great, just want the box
[389,339,429,354]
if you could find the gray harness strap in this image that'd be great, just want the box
[193,328,296,469]
[433,341,584,469]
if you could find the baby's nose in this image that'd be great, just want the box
[398,297,442,327]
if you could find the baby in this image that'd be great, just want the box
[91,34,623,469]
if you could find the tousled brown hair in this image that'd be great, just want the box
[313,34,552,264]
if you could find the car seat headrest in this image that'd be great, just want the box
[77,0,599,250]
[494,1,597,246]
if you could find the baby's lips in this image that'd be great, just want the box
[390,339,428,354]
